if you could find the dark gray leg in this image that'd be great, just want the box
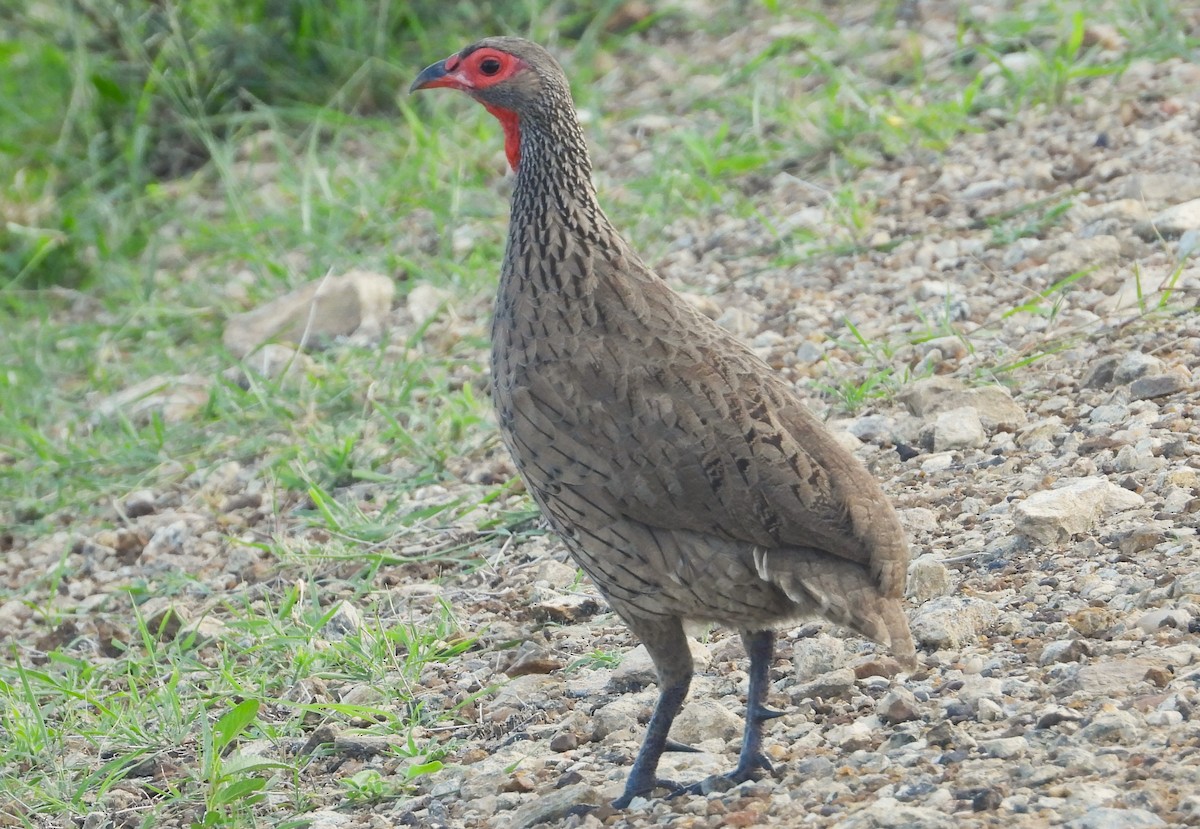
[665,628,785,800]
[611,616,694,808]
[730,628,784,782]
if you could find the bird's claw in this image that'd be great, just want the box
[752,705,787,722]
[730,750,775,782]
[611,777,684,809]
[664,753,778,801]
[664,738,702,753]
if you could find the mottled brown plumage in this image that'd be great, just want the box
[412,37,915,807]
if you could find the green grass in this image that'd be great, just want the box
[2,0,1198,824]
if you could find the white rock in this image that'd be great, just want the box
[1064,806,1166,829]
[977,698,1005,722]
[1135,197,1200,240]
[826,716,881,751]
[930,406,987,451]
[898,377,1026,430]
[846,414,895,442]
[919,452,956,473]
[1067,658,1167,695]
[228,342,317,386]
[0,600,30,627]
[670,697,742,744]
[898,507,939,532]
[1135,608,1191,632]
[916,280,955,300]
[1039,639,1089,665]
[794,667,856,699]
[833,797,957,829]
[982,735,1027,758]
[322,600,364,640]
[1012,477,1145,544]
[833,429,863,453]
[1089,403,1131,423]
[406,283,453,327]
[792,634,849,678]
[593,694,647,740]
[1042,235,1122,279]
[1113,352,1165,385]
[1146,710,1183,726]
[91,373,212,425]
[988,51,1041,76]
[1171,571,1200,599]
[910,596,1001,649]
[1162,487,1195,513]
[957,675,1004,708]
[223,269,394,357]
[876,688,921,724]
[533,559,578,587]
[907,555,951,601]
[506,782,600,829]
[142,520,190,558]
[1079,709,1142,744]
[1158,467,1200,490]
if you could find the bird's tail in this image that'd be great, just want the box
[754,547,917,669]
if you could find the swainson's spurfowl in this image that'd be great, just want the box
[411,37,915,808]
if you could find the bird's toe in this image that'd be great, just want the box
[612,777,684,809]
[729,750,775,782]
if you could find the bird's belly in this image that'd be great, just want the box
[490,348,808,627]
[532,476,804,626]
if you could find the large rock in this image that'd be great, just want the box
[1059,657,1169,695]
[927,406,987,451]
[897,377,1026,431]
[1012,477,1145,544]
[223,269,394,357]
[1064,807,1166,829]
[1130,371,1190,400]
[670,697,742,744]
[833,798,957,829]
[1113,352,1164,385]
[506,783,599,829]
[910,596,1001,649]
[1135,197,1200,240]
[907,555,951,601]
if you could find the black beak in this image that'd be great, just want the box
[409,59,450,93]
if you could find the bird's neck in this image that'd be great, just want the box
[509,113,603,233]
[496,103,628,314]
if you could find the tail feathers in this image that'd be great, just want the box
[754,547,917,669]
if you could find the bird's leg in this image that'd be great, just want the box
[612,616,694,808]
[666,628,785,801]
[729,628,784,782]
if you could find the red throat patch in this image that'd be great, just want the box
[483,104,521,172]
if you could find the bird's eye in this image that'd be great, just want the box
[479,57,502,76]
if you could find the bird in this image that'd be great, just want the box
[411,37,916,808]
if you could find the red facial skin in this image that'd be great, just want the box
[412,48,528,171]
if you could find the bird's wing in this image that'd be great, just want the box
[506,267,908,598]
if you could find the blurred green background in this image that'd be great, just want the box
[0,0,632,290]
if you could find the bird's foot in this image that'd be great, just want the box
[611,777,684,809]
[666,752,778,800]
[664,738,702,753]
[729,748,775,783]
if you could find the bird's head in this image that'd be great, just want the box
[410,37,566,172]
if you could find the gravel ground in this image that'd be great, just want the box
[4,3,1200,827]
